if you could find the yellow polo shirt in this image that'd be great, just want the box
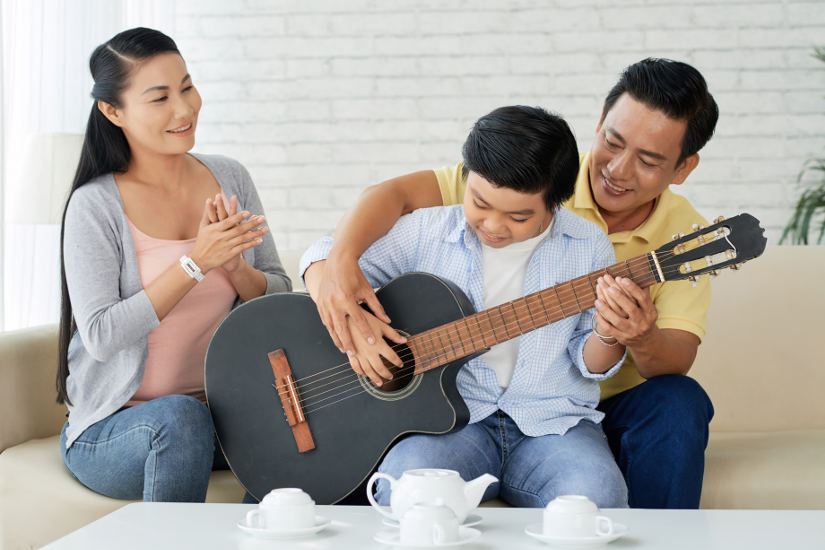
[434,154,710,399]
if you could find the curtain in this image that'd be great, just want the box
[0,0,175,330]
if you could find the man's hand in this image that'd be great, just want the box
[314,252,406,355]
[344,310,407,387]
[594,274,658,346]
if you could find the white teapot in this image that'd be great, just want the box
[366,468,497,522]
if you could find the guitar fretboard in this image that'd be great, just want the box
[407,253,658,373]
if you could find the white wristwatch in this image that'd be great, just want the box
[179,255,205,283]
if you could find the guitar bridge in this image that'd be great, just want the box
[268,349,316,453]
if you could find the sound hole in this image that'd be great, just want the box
[359,339,421,401]
[379,341,414,392]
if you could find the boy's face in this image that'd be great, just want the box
[463,171,552,249]
[589,93,698,225]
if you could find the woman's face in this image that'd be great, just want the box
[100,52,201,157]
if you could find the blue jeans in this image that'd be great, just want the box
[60,394,226,502]
[598,374,714,509]
[374,411,628,508]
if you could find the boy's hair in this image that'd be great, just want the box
[603,58,719,165]
[461,105,579,211]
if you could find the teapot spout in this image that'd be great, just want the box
[463,473,497,508]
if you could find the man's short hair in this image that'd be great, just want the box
[461,105,579,211]
[603,58,719,165]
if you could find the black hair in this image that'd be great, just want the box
[461,105,579,211]
[602,57,719,165]
[57,28,180,405]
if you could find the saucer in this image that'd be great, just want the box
[237,515,330,539]
[373,526,481,548]
[382,513,482,529]
[524,522,628,548]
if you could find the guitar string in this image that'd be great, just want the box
[282,263,659,404]
[276,253,701,409]
[280,251,675,393]
[294,275,701,414]
[277,251,701,407]
[295,239,743,414]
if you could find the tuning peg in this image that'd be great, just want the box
[672,233,680,241]
[692,223,705,231]
[688,276,697,288]
[708,270,718,277]
[729,264,739,270]
[713,216,725,224]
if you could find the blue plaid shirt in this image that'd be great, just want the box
[300,205,624,436]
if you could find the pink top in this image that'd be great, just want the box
[126,219,237,405]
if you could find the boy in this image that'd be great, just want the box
[310,59,718,509]
[300,106,627,507]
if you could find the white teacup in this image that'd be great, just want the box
[543,495,614,538]
[399,503,460,546]
[245,488,315,531]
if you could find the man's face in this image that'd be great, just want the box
[589,93,698,229]
[463,171,552,249]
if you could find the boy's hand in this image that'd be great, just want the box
[595,274,657,345]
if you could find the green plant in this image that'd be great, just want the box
[781,47,825,244]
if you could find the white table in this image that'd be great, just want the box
[41,503,825,550]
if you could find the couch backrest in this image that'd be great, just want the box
[0,324,65,452]
[690,245,825,432]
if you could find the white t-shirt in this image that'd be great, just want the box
[480,219,554,388]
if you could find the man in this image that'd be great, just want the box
[308,58,718,508]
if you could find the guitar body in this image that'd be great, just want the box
[205,273,476,503]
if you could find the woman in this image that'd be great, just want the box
[56,27,291,502]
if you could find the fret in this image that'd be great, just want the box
[464,317,484,350]
[575,277,596,310]
[473,314,489,348]
[552,285,566,317]
[537,291,554,324]
[569,281,582,312]
[483,307,502,343]
[477,310,496,348]
[510,301,526,334]
[456,318,476,350]
[444,324,464,358]
[423,330,439,364]
[496,304,515,344]
[434,328,455,362]
[523,295,540,330]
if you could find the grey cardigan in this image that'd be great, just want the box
[62,153,291,448]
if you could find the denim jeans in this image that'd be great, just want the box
[374,410,628,508]
[598,374,714,509]
[60,394,227,502]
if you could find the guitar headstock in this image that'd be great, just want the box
[652,213,767,284]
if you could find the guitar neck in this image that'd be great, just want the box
[407,252,660,373]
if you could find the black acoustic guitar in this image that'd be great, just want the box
[204,214,767,503]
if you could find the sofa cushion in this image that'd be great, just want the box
[0,435,244,549]
[700,430,825,509]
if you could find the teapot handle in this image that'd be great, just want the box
[366,472,398,520]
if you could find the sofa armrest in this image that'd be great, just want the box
[0,324,66,452]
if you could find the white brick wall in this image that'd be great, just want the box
[173,0,825,252]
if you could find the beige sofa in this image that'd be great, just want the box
[1,246,824,548]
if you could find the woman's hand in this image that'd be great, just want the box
[189,194,268,273]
